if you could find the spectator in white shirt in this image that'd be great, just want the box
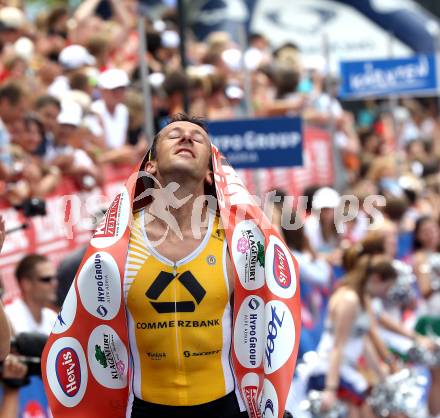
[91,68,129,150]
[47,100,101,189]
[4,254,58,336]
[48,44,96,99]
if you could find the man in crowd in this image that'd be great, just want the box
[0,82,26,171]
[90,68,129,150]
[5,254,58,335]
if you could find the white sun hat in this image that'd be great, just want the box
[97,68,129,90]
[312,187,341,210]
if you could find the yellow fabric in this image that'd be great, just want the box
[126,210,231,406]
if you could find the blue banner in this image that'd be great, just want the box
[208,117,303,169]
[339,54,440,99]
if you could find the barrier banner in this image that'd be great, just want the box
[339,54,440,99]
[41,146,301,418]
[209,117,303,169]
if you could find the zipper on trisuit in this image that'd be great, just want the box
[173,262,182,370]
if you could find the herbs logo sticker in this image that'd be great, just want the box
[265,235,296,299]
[87,325,128,389]
[232,220,266,291]
[46,337,88,408]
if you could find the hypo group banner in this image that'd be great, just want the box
[208,117,303,169]
[339,54,440,99]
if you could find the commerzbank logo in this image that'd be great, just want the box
[145,270,206,313]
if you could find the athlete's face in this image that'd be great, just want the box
[146,121,213,187]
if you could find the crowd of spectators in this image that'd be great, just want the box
[0,0,440,417]
[0,0,364,207]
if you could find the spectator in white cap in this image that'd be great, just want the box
[48,44,96,98]
[47,100,100,190]
[304,187,343,264]
[0,7,26,45]
[89,68,130,154]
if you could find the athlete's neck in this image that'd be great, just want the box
[148,174,209,238]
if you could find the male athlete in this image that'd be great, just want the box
[125,114,248,418]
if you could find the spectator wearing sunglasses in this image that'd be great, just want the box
[4,254,57,335]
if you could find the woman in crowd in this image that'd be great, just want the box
[283,216,332,357]
[304,187,343,265]
[307,254,398,418]
[412,216,440,416]
[6,114,61,205]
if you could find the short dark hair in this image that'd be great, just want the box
[149,113,208,160]
[134,114,214,210]
[0,83,24,106]
[15,254,48,282]
[34,95,61,111]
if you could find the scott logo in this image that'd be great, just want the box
[94,194,121,238]
[248,297,260,310]
[56,348,81,397]
[265,306,285,369]
[273,245,291,289]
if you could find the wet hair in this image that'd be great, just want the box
[340,254,397,306]
[149,113,208,160]
[15,254,48,283]
[134,114,213,211]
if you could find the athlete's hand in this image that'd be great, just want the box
[320,389,337,412]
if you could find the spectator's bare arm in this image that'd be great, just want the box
[32,166,62,197]
[109,0,132,29]
[73,0,101,24]
[0,216,11,361]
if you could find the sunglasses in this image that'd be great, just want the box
[36,276,57,283]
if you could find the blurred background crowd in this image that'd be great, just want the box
[0,0,439,417]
